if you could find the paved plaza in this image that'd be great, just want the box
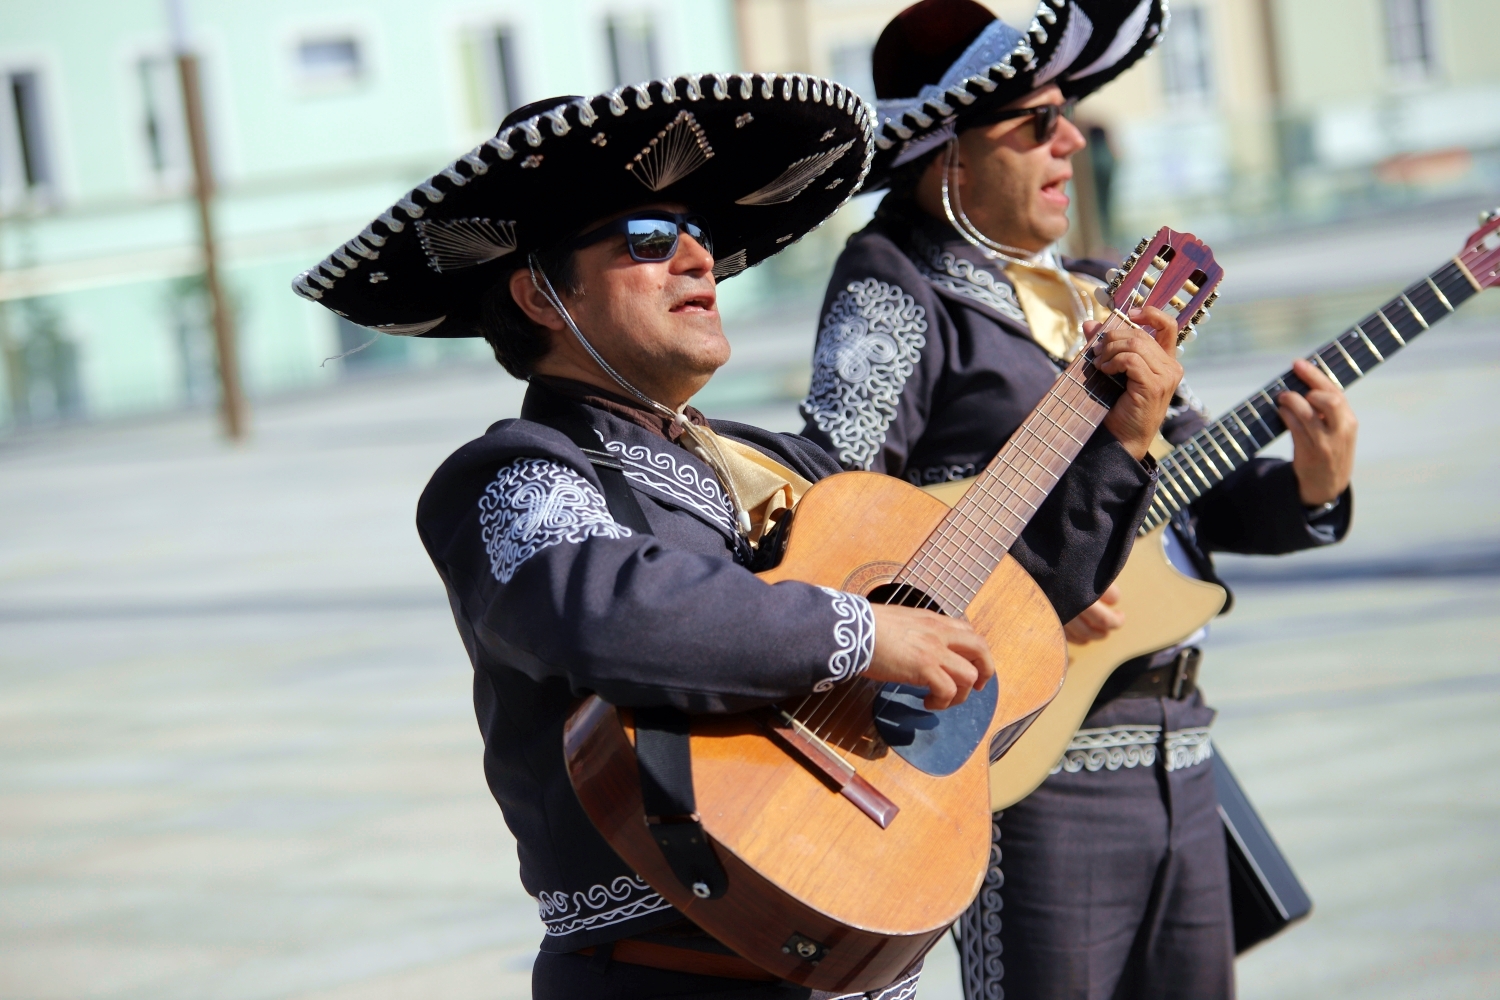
[3,273,1499,997]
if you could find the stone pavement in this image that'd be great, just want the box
[2,304,1498,999]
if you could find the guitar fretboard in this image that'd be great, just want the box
[1140,259,1480,532]
[900,340,1126,614]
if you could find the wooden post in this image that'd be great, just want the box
[176,49,246,440]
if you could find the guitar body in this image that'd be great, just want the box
[565,472,1066,991]
[989,524,1227,808]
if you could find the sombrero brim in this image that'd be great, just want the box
[292,74,874,338]
[868,0,1167,188]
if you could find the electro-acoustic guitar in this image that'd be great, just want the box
[563,229,1221,991]
[926,207,1500,812]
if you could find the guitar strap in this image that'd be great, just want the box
[556,420,730,901]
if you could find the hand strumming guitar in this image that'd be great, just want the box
[865,604,996,711]
[1093,306,1184,461]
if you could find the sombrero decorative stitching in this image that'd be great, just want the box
[868,0,1168,188]
[292,73,875,339]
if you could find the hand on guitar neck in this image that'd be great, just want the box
[1279,358,1358,506]
[1065,357,1360,646]
[1093,306,1186,461]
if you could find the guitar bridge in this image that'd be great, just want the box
[760,709,900,828]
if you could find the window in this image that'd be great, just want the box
[1160,6,1213,106]
[829,43,877,106]
[138,56,189,183]
[606,14,657,87]
[297,36,363,86]
[0,69,54,203]
[1384,0,1437,79]
[491,28,521,117]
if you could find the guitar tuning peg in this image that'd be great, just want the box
[1482,207,1500,224]
[1192,308,1210,325]
[1093,285,1114,307]
[1204,290,1219,308]
[1134,237,1150,254]
[1105,268,1122,284]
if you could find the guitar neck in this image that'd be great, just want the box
[901,343,1125,613]
[1140,258,1480,532]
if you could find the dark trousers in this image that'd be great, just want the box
[959,691,1234,1000]
[533,950,921,1000]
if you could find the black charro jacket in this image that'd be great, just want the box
[418,376,1159,955]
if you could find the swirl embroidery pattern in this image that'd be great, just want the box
[536,875,674,938]
[802,279,928,470]
[958,814,1005,1000]
[914,244,1028,326]
[815,587,876,692]
[604,441,736,534]
[1050,724,1215,774]
[478,458,631,583]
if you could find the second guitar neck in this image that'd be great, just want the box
[1142,258,1481,531]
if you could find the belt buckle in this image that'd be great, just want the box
[1170,650,1190,699]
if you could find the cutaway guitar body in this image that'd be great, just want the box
[565,472,1065,991]
[991,524,1225,808]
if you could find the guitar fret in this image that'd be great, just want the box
[1179,448,1216,489]
[1375,309,1407,346]
[1187,441,1222,481]
[1165,464,1202,501]
[1202,429,1234,468]
[1425,277,1454,312]
[1354,324,1385,362]
[1213,421,1249,461]
[1229,410,1263,448]
[1454,256,1484,293]
[1331,338,1363,377]
[1399,294,1429,329]
[1311,353,1344,388]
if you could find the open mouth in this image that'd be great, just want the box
[1040,174,1071,206]
[671,292,717,314]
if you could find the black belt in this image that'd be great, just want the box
[1119,647,1201,700]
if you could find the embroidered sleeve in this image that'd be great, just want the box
[477,457,632,583]
[814,587,876,691]
[801,278,928,470]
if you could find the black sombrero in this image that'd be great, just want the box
[292,74,874,338]
[868,0,1167,188]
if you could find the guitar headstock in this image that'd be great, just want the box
[1100,228,1224,354]
[1459,207,1500,290]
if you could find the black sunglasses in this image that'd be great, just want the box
[968,100,1077,144]
[566,211,714,263]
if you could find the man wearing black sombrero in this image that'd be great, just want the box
[800,2,1356,998]
[294,67,1182,998]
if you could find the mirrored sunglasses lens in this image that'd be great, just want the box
[1034,105,1060,143]
[684,220,713,255]
[626,219,679,259]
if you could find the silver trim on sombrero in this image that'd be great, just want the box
[626,110,714,192]
[416,218,518,272]
[735,140,854,206]
[293,73,875,306]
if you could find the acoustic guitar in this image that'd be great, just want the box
[563,229,1221,990]
[935,206,1500,812]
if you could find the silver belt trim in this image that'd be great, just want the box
[1050,724,1214,775]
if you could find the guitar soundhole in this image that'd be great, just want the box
[865,582,945,615]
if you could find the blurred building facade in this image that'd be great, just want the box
[737,0,1500,251]
[0,0,737,430]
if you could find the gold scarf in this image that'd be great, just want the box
[1004,264,1110,362]
[679,425,812,547]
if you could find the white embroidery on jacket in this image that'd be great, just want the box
[905,462,978,486]
[914,243,1028,326]
[604,440,736,534]
[536,874,674,937]
[803,278,927,470]
[478,458,632,583]
[1050,724,1215,774]
[815,587,876,692]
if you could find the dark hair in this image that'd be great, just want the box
[882,145,945,198]
[478,244,581,378]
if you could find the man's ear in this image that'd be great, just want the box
[509,267,568,331]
